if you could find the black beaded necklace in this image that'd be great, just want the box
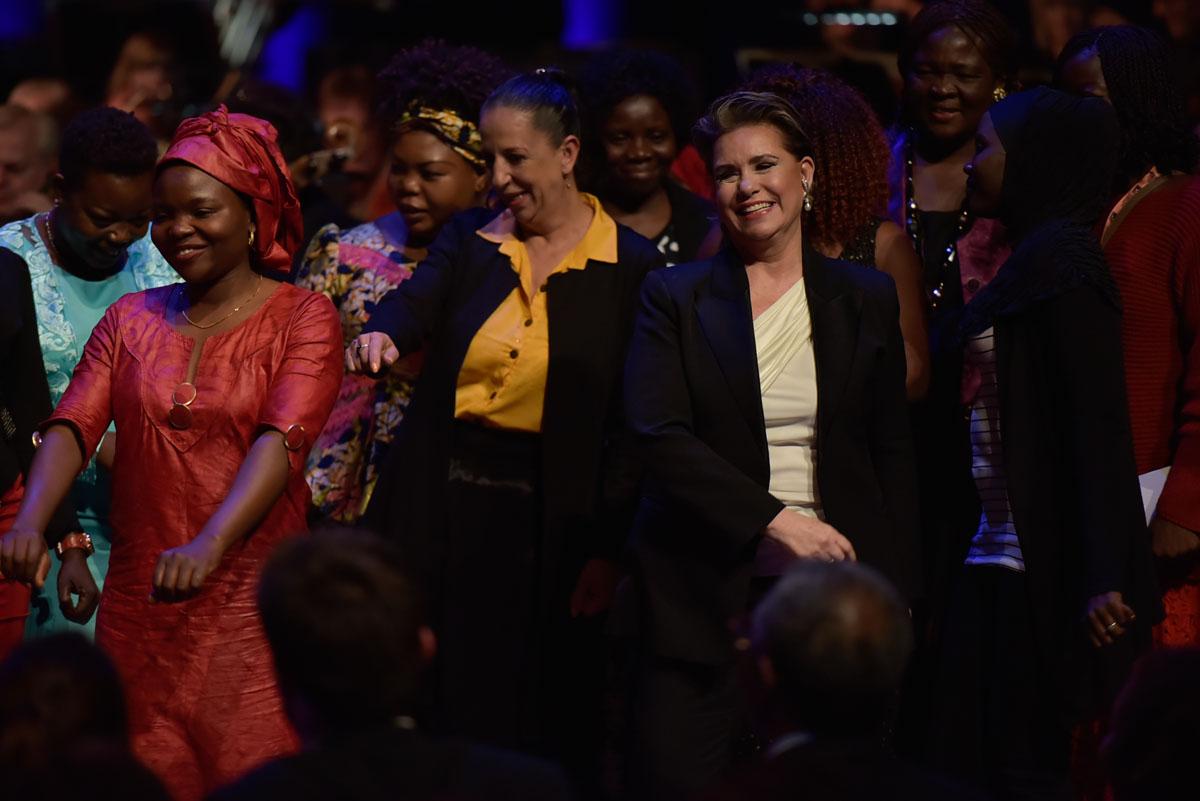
[904,134,970,312]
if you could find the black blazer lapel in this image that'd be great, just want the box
[804,248,863,436]
[696,249,767,453]
[455,239,521,339]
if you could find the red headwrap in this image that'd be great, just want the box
[160,105,302,273]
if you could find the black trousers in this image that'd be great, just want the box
[628,655,747,801]
[928,564,1074,801]
[626,577,780,801]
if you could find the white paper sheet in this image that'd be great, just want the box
[1139,466,1171,525]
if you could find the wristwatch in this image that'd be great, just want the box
[56,531,94,559]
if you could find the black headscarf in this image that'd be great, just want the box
[959,87,1121,338]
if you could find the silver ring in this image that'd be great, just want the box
[1106,621,1119,631]
[357,341,367,350]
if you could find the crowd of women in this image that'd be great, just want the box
[0,2,1196,800]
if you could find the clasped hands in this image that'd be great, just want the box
[0,526,98,623]
[1081,515,1199,649]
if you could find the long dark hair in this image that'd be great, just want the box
[1057,26,1199,181]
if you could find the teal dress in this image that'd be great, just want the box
[0,213,179,638]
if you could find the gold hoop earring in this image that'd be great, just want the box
[992,86,1007,103]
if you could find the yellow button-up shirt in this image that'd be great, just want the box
[454,194,618,432]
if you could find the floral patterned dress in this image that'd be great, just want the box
[296,212,421,522]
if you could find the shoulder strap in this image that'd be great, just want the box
[1101,173,1175,248]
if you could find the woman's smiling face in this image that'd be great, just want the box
[481,104,579,231]
[711,123,814,250]
[152,164,255,283]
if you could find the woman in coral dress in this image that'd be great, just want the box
[0,107,342,801]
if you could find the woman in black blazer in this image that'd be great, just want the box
[347,70,662,790]
[623,91,919,800]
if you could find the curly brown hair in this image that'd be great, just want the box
[376,39,511,132]
[741,65,890,255]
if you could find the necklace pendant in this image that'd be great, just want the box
[169,381,197,429]
[168,403,193,429]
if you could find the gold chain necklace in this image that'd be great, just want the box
[175,273,264,330]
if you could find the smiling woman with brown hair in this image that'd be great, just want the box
[623,90,918,800]
[744,65,929,399]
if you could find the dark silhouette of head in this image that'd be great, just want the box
[0,633,129,774]
[258,528,432,742]
[751,561,913,737]
[1103,648,1200,800]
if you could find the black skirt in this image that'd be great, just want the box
[436,420,543,747]
[433,420,607,785]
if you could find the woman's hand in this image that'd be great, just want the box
[0,525,51,586]
[1150,516,1200,559]
[1086,591,1135,648]
[570,558,621,618]
[151,533,226,602]
[58,549,100,623]
[764,509,856,562]
[346,333,399,376]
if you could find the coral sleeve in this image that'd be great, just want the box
[256,293,344,472]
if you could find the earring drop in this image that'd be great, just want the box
[992,86,1007,103]
[803,194,813,212]
[248,229,256,247]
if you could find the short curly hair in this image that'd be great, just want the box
[742,65,891,255]
[58,106,157,189]
[898,0,1018,89]
[579,49,699,150]
[1058,26,1199,181]
[375,39,511,134]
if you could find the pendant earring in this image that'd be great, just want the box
[248,228,256,247]
[992,86,1007,103]
[802,179,813,212]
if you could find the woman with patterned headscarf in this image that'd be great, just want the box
[0,106,343,801]
[298,40,510,524]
